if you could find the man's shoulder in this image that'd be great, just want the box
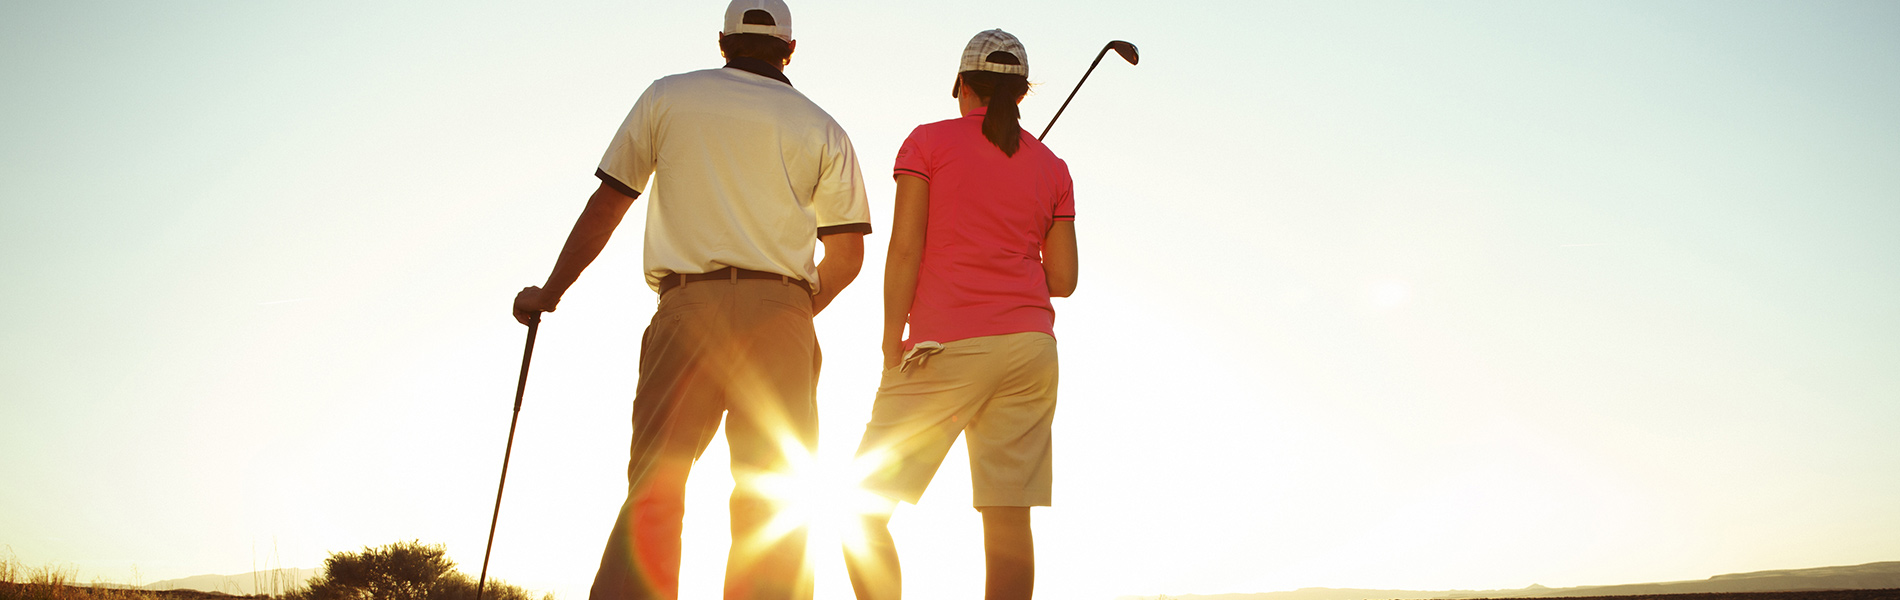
[659,67,803,92]
[651,67,740,89]
[640,68,851,147]
[658,68,825,108]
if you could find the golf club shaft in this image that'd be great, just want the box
[478,314,540,600]
[1038,45,1115,142]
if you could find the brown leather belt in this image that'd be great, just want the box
[659,267,812,295]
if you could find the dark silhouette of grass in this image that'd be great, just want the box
[1,542,545,600]
[1,549,264,600]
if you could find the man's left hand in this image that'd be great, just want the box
[513,286,559,325]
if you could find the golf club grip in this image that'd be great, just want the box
[514,316,539,411]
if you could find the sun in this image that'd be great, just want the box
[748,438,896,555]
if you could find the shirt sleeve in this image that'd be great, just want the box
[814,119,873,236]
[1052,157,1075,221]
[595,81,661,198]
[892,125,931,183]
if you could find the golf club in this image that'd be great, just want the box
[477,313,540,600]
[1038,40,1139,142]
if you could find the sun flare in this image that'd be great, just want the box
[748,440,895,555]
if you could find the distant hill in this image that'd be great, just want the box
[142,568,320,596]
[1119,561,1900,600]
[1478,562,1900,598]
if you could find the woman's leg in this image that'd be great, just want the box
[978,506,1034,600]
[845,502,901,600]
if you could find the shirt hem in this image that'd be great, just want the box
[818,222,874,236]
[904,325,1056,351]
[595,168,642,199]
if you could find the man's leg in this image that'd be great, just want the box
[592,285,730,600]
[721,280,820,600]
[978,506,1034,600]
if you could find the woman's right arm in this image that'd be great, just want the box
[883,174,931,369]
[1043,220,1078,297]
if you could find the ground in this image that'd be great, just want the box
[1455,590,1900,600]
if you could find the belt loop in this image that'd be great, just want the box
[780,274,789,287]
[728,266,737,285]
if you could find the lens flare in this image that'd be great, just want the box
[747,439,896,555]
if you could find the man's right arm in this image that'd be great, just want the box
[512,182,639,325]
[811,232,865,316]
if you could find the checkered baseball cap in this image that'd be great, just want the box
[959,29,1028,77]
[723,0,793,42]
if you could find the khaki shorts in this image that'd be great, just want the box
[854,331,1059,507]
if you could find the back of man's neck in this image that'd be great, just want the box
[723,56,791,85]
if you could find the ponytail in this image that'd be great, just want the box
[960,68,1030,157]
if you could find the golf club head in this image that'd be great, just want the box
[1039,39,1140,141]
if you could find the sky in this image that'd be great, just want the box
[3,1,1898,599]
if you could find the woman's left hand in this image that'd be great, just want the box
[881,336,903,370]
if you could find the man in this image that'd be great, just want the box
[511,1,870,598]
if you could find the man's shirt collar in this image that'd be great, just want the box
[724,57,792,86]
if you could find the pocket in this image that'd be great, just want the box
[654,302,712,331]
[657,285,708,313]
[759,288,814,316]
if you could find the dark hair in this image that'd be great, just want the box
[959,63,1030,157]
[718,10,792,65]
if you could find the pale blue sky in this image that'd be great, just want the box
[3,2,1898,599]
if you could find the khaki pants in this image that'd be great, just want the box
[590,278,819,600]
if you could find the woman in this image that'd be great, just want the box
[846,29,1079,600]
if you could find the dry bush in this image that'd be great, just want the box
[287,541,544,600]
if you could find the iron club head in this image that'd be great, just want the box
[1038,39,1141,141]
[1107,40,1139,65]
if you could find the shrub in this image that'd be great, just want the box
[289,541,542,600]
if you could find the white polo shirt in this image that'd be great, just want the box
[596,62,872,293]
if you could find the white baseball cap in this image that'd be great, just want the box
[723,0,794,42]
[958,29,1028,77]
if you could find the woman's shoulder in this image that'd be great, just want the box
[900,116,977,157]
[1013,135,1070,171]
[911,114,978,137]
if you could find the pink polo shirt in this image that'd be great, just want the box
[894,108,1075,350]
